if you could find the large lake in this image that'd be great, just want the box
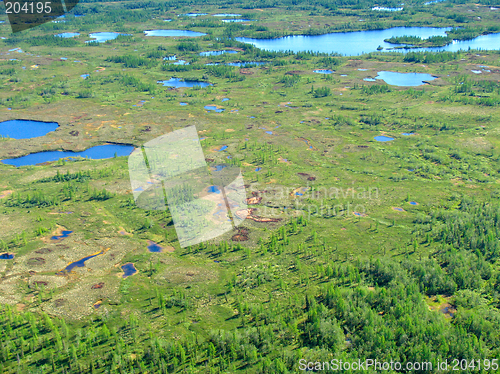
[2,144,135,167]
[236,27,500,55]
[0,120,58,139]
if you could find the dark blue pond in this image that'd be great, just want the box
[402,133,415,136]
[255,167,262,172]
[145,29,206,37]
[86,32,131,43]
[375,71,437,86]
[0,253,14,260]
[236,27,500,55]
[56,32,80,38]
[2,144,135,167]
[157,78,212,88]
[374,136,394,142]
[57,249,105,275]
[0,120,59,139]
[217,145,228,152]
[51,230,73,241]
[200,50,238,56]
[409,201,418,205]
[314,69,333,74]
[121,263,137,278]
[147,240,163,252]
[208,185,221,193]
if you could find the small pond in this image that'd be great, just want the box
[205,105,224,112]
[121,263,137,278]
[200,50,238,56]
[222,19,253,23]
[56,32,80,38]
[147,240,163,252]
[86,32,130,43]
[0,119,58,139]
[51,230,73,241]
[57,249,105,275]
[0,253,14,260]
[374,136,394,142]
[157,78,212,88]
[313,69,333,74]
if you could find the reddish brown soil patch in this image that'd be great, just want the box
[307,176,316,181]
[247,216,281,223]
[35,248,52,254]
[28,271,36,275]
[205,158,214,162]
[239,68,253,75]
[232,228,250,241]
[246,197,262,205]
[91,282,105,289]
[27,258,46,266]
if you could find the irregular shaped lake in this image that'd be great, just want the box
[374,71,437,86]
[157,78,212,88]
[200,50,238,56]
[121,263,137,278]
[374,136,394,142]
[86,32,130,43]
[144,30,206,37]
[0,119,58,139]
[236,27,500,55]
[2,144,135,167]
[55,32,80,38]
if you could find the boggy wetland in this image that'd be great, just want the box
[1,0,500,373]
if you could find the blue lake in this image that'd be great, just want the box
[0,253,14,260]
[81,74,90,79]
[374,136,394,142]
[180,102,188,106]
[144,29,206,37]
[402,133,415,136]
[0,120,59,139]
[217,145,228,152]
[157,78,212,88]
[200,50,238,56]
[56,32,80,38]
[86,32,130,43]
[222,98,229,102]
[2,144,135,167]
[121,263,137,278]
[375,71,437,86]
[313,69,333,74]
[236,27,500,55]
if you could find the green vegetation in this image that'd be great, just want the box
[0,0,500,373]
